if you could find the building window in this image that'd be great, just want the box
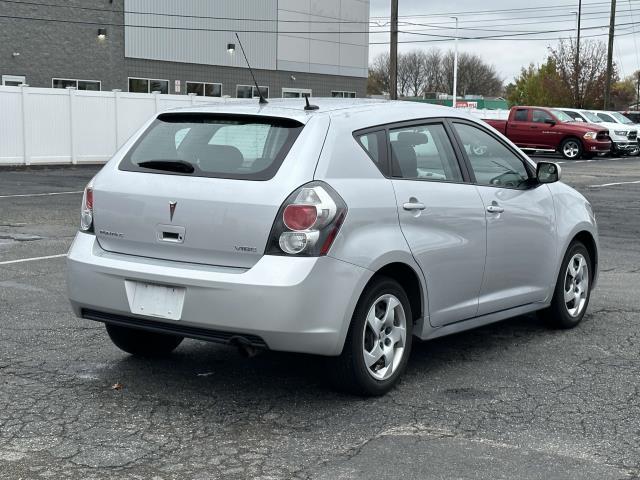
[236,85,269,99]
[186,82,222,97]
[128,77,169,94]
[52,78,101,91]
[282,88,312,98]
[332,91,356,98]
[2,75,26,86]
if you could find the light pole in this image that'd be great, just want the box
[451,16,459,108]
[574,0,582,107]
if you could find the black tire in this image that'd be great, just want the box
[330,276,413,396]
[609,146,621,158]
[560,137,583,160]
[105,324,183,357]
[539,241,592,329]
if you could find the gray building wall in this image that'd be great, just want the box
[0,0,366,97]
[0,0,127,90]
[126,58,366,98]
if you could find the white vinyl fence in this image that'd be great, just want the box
[0,87,512,166]
[0,86,227,166]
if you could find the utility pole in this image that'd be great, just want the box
[390,0,398,100]
[452,16,459,109]
[604,0,616,109]
[575,0,582,107]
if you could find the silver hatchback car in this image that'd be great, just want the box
[67,98,598,395]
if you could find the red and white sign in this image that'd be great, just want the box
[455,101,478,109]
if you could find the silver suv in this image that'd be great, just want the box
[67,99,598,395]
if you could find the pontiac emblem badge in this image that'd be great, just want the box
[169,201,177,221]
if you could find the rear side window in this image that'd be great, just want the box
[563,110,580,121]
[356,130,387,172]
[389,123,463,182]
[514,109,528,122]
[597,113,615,123]
[120,113,304,180]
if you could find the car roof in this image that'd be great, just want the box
[165,98,467,125]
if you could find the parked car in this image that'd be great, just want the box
[560,108,638,156]
[592,109,640,133]
[66,99,599,395]
[483,106,611,160]
[620,110,640,124]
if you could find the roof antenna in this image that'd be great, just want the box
[304,95,319,111]
[235,33,267,105]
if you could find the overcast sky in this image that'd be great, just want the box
[368,0,640,85]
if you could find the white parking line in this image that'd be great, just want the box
[589,180,640,188]
[556,157,637,165]
[0,254,67,265]
[0,191,83,199]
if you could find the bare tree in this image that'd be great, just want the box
[368,49,503,97]
[402,50,428,96]
[549,39,611,108]
[367,52,390,95]
[441,51,503,97]
[423,49,443,93]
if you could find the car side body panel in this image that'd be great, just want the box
[547,181,600,288]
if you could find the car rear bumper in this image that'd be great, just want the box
[66,232,371,356]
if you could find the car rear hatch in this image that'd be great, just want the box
[92,111,327,269]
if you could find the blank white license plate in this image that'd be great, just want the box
[125,281,186,321]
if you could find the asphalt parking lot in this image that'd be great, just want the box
[1,155,640,480]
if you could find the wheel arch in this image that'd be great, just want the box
[334,259,427,356]
[369,262,424,324]
[571,230,598,286]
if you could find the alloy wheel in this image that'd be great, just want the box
[564,253,589,317]
[563,141,580,159]
[362,294,407,381]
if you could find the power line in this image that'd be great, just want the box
[387,6,640,28]
[0,0,376,24]
[396,19,640,41]
[396,10,632,29]
[2,12,640,42]
[3,0,636,29]
[391,13,640,36]
[370,27,639,45]
[370,0,640,19]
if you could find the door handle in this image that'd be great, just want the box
[486,204,504,214]
[403,201,426,211]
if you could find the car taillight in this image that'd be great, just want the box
[266,181,347,257]
[80,179,95,233]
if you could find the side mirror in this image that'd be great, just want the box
[544,119,557,126]
[537,161,561,184]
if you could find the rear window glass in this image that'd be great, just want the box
[120,113,304,180]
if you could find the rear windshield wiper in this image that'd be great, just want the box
[137,160,195,174]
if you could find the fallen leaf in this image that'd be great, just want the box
[111,383,123,391]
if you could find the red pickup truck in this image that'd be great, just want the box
[484,106,611,160]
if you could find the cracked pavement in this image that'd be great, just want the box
[0,158,639,479]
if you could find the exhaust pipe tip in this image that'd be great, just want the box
[229,335,261,358]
